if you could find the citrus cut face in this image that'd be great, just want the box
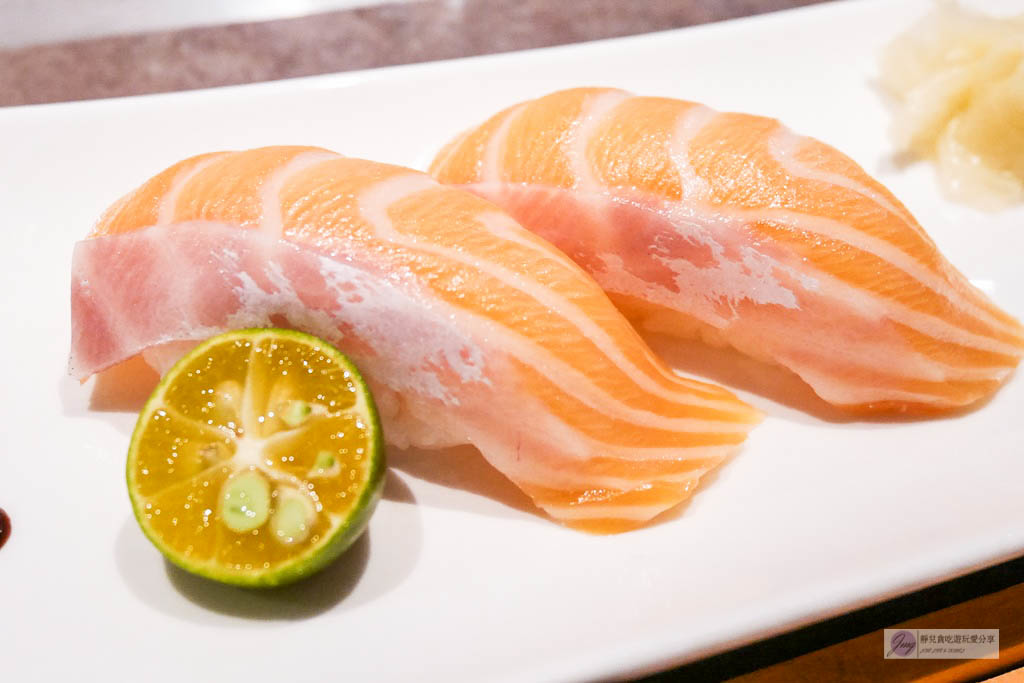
[127,329,384,587]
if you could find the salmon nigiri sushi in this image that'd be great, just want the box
[70,146,760,532]
[430,88,1024,414]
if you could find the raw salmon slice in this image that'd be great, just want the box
[430,88,1024,413]
[70,146,760,532]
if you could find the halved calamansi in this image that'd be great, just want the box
[126,329,384,587]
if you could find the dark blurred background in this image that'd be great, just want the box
[0,0,826,107]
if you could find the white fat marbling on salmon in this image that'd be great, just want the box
[227,240,491,406]
[764,263,1021,375]
[356,176,749,426]
[569,90,630,193]
[655,207,816,315]
[670,105,718,200]
[75,148,765,531]
[564,202,805,323]
[468,183,812,318]
[259,150,341,238]
[458,182,1013,390]
[728,206,1021,343]
[356,173,438,241]
[316,254,492,401]
[766,131,1021,343]
[156,154,227,225]
[481,104,527,183]
[476,208,569,255]
[469,318,750,432]
[70,224,491,413]
[768,128,921,233]
[432,89,1024,409]
[70,222,747,504]
[602,206,1016,383]
[598,245,800,329]
[462,410,730,494]
[476,209,745,410]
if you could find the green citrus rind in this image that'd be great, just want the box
[126,328,385,588]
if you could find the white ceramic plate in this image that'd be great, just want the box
[2,1,1022,680]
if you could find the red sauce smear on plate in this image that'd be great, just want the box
[0,508,10,550]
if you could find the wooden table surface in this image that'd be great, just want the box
[4,0,1021,680]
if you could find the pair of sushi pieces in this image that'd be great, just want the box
[69,87,1024,534]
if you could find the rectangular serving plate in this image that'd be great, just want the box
[1,1,1022,680]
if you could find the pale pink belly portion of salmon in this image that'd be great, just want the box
[431,88,1024,413]
[71,147,760,532]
